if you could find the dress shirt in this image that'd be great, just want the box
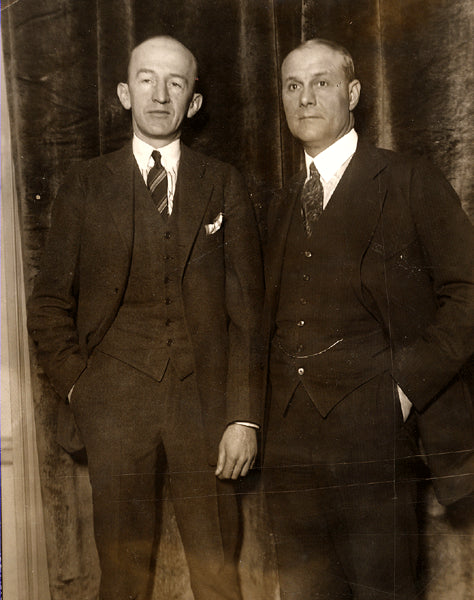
[304,128,357,208]
[133,135,180,215]
[304,129,412,421]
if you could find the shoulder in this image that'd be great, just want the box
[357,139,448,182]
[180,143,243,181]
[63,143,133,181]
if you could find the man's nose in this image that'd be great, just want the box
[152,81,169,103]
[300,86,316,107]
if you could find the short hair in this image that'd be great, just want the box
[125,35,199,87]
[286,38,356,82]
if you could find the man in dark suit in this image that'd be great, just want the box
[263,38,474,599]
[28,36,263,600]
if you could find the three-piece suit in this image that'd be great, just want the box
[28,141,263,600]
[263,140,474,599]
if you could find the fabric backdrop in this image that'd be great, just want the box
[2,1,473,598]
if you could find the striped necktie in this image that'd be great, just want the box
[147,150,168,216]
[301,162,323,237]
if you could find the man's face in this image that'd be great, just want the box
[117,37,202,147]
[281,44,360,156]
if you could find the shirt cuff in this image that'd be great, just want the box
[233,421,260,430]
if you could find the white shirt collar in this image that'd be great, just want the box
[305,129,358,182]
[132,135,181,173]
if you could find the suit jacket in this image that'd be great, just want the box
[263,140,474,504]
[28,141,264,453]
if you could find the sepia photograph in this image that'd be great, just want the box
[1,1,473,599]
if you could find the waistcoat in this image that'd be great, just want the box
[271,185,389,416]
[98,168,195,381]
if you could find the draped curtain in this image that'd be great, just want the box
[2,1,472,598]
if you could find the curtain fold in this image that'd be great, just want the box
[2,1,472,598]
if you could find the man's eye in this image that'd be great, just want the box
[169,81,183,89]
[317,80,328,87]
[288,83,299,91]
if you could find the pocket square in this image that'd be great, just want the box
[205,212,224,235]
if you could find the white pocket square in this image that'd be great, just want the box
[205,212,224,235]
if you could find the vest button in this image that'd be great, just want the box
[164,231,171,239]
[164,276,170,284]
[300,298,307,305]
[296,344,304,353]
[167,339,173,346]
[297,367,305,375]
[165,318,171,326]
[304,250,312,258]
[164,255,171,260]
[165,297,171,305]
[303,274,310,281]
[297,320,305,327]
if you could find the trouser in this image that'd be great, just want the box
[264,374,422,600]
[70,350,242,600]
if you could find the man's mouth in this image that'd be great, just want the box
[148,110,170,117]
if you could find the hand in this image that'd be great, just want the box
[215,423,257,480]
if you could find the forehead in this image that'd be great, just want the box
[282,45,346,80]
[129,38,196,79]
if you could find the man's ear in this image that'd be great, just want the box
[348,79,361,111]
[187,93,203,118]
[117,82,131,110]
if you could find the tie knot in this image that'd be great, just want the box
[151,150,162,168]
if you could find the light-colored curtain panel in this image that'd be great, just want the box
[1,40,50,600]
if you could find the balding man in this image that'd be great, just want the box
[262,38,474,599]
[29,36,263,600]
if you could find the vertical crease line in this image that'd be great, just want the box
[301,0,308,42]
[96,0,103,155]
[376,4,397,592]
[271,0,284,188]
[375,0,393,149]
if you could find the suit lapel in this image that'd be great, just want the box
[175,143,214,274]
[331,142,389,297]
[102,142,135,253]
[335,140,388,246]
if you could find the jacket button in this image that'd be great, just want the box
[167,339,173,346]
[164,231,171,239]
[303,274,310,281]
[164,276,170,284]
[298,367,305,375]
[165,297,171,305]
[297,320,305,327]
[165,318,171,326]
[300,298,307,305]
[304,250,312,258]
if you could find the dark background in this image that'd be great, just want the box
[3,1,473,598]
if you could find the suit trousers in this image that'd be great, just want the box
[264,372,422,600]
[70,349,242,600]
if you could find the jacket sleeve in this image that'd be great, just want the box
[222,165,265,426]
[391,159,474,411]
[27,165,88,399]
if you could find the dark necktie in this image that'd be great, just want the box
[147,150,168,216]
[301,162,324,237]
